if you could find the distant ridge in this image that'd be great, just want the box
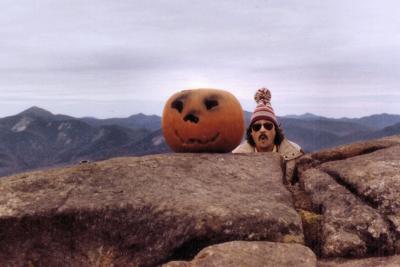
[0,106,400,177]
[18,106,53,117]
[0,107,163,177]
[283,113,324,120]
[81,112,161,131]
[17,106,75,121]
[339,113,400,130]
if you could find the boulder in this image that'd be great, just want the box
[163,241,317,267]
[320,146,400,227]
[320,145,400,251]
[319,255,400,267]
[0,153,303,267]
[297,136,400,258]
[297,135,400,172]
[301,168,393,257]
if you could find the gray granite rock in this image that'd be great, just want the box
[0,153,303,267]
[163,241,317,267]
[296,137,400,258]
[321,145,400,239]
[300,168,393,257]
[319,255,400,267]
[297,136,400,173]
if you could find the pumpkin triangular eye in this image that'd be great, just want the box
[204,99,218,110]
[171,100,183,113]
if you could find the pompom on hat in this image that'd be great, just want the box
[250,88,278,126]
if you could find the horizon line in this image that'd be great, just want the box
[1,105,399,121]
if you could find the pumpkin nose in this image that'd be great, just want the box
[184,113,199,124]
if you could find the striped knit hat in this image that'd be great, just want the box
[250,88,278,126]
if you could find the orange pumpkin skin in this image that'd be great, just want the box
[162,89,244,153]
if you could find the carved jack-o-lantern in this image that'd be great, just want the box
[162,89,244,152]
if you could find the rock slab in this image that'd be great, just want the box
[321,145,400,237]
[319,255,400,267]
[298,138,400,258]
[164,241,317,267]
[301,168,393,257]
[0,153,303,267]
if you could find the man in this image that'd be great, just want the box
[232,88,303,181]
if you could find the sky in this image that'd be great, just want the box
[0,0,399,118]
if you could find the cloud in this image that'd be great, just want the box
[0,0,399,118]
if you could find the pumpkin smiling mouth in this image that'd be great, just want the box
[174,130,220,145]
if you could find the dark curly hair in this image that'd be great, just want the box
[246,122,285,147]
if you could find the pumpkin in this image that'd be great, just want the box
[162,88,244,152]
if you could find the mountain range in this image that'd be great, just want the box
[0,106,399,177]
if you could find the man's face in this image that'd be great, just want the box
[250,119,276,152]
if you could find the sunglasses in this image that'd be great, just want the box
[251,122,274,132]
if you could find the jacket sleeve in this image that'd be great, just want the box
[279,139,304,182]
